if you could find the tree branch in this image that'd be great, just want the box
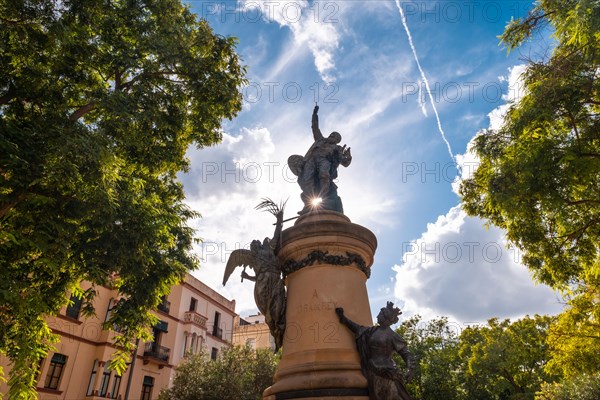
[120,71,185,91]
[69,103,96,121]
[500,368,524,393]
[565,199,600,206]
[559,218,600,241]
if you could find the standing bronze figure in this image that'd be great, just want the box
[223,200,286,351]
[336,302,416,400]
[288,105,352,215]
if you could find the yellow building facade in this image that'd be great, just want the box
[232,313,275,351]
[1,274,236,400]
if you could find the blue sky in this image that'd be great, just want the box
[179,0,564,325]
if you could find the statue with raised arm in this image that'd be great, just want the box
[335,302,416,400]
[222,199,286,351]
[288,105,352,215]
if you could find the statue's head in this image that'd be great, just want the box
[250,240,261,252]
[327,131,341,144]
[377,301,402,326]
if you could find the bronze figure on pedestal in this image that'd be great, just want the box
[222,200,286,351]
[336,302,416,400]
[288,105,352,215]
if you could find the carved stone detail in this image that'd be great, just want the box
[282,250,370,279]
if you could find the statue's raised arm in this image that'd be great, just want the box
[312,105,324,140]
[288,106,353,215]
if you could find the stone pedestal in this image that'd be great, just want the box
[263,211,377,400]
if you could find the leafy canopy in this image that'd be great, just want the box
[460,0,600,290]
[158,346,279,400]
[395,315,556,400]
[536,372,600,400]
[0,0,245,397]
[395,316,462,400]
[459,316,558,400]
[460,0,600,392]
[545,276,600,379]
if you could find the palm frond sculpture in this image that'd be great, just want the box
[255,197,287,216]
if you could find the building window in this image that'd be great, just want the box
[109,374,121,399]
[65,294,83,320]
[151,320,168,349]
[99,363,111,397]
[86,359,99,396]
[190,333,197,354]
[182,333,189,356]
[189,297,197,312]
[212,311,222,338]
[104,298,122,332]
[105,298,115,322]
[157,296,170,314]
[44,353,67,390]
[211,347,218,360]
[140,376,154,400]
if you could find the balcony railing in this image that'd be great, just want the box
[184,311,207,329]
[143,342,170,364]
[157,300,171,314]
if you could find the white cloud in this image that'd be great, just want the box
[417,78,428,117]
[489,63,528,130]
[451,64,528,194]
[181,127,294,315]
[393,206,563,322]
[240,0,340,81]
[394,64,562,323]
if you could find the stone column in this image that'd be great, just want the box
[263,211,377,400]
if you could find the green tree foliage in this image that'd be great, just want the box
[158,346,279,400]
[396,315,556,400]
[536,372,600,400]
[456,324,498,400]
[459,0,600,290]
[395,316,462,400]
[459,1,600,390]
[0,0,245,397]
[545,277,600,378]
[459,316,558,400]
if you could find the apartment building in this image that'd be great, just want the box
[0,274,236,400]
[232,313,276,351]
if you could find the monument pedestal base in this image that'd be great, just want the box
[263,211,377,400]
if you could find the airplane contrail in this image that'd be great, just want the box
[394,0,456,164]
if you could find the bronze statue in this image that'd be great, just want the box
[223,199,286,351]
[336,303,416,400]
[288,105,352,215]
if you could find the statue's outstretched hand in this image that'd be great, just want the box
[313,105,319,114]
[335,307,344,319]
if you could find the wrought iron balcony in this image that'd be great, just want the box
[143,342,170,364]
[157,299,171,314]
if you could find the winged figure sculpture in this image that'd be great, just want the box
[222,199,287,351]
